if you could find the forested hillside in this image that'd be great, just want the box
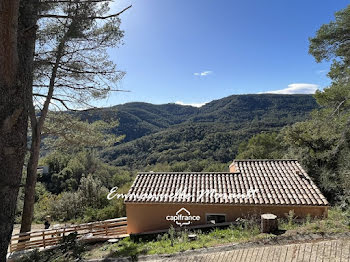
[76,94,318,168]
[78,102,198,142]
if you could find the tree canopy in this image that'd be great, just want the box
[21,0,130,233]
[235,132,285,160]
[309,5,350,85]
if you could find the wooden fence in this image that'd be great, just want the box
[10,217,128,253]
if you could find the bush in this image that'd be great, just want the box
[50,191,83,221]
[16,232,85,262]
[83,200,125,222]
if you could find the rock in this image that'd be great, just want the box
[188,234,197,241]
[108,238,119,244]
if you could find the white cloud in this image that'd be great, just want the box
[194,71,213,77]
[175,101,207,108]
[261,83,319,94]
[316,69,327,75]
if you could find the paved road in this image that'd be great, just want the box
[151,239,350,262]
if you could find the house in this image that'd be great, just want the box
[37,165,49,175]
[124,160,329,234]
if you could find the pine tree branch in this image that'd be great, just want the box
[40,5,131,19]
[33,84,130,92]
[332,114,350,156]
[41,0,112,3]
[33,93,72,110]
[58,65,115,75]
[331,99,347,117]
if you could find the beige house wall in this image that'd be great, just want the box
[126,203,328,234]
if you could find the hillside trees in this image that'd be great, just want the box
[21,0,131,234]
[235,132,285,160]
[97,94,317,168]
[0,0,40,259]
[31,150,131,222]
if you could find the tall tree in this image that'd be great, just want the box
[308,4,350,162]
[280,4,350,205]
[309,5,350,154]
[309,5,350,86]
[0,0,39,259]
[20,0,130,233]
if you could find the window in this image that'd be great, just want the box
[206,214,226,224]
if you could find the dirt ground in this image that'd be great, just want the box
[12,223,71,235]
[12,224,45,235]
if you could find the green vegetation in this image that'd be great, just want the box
[14,209,349,261]
[17,5,350,261]
[16,150,132,223]
[78,102,199,142]
[236,132,285,159]
[38,150,132,194]
[14,209,350,261]
[20,0,127,235]
[28,93,319,223]
[236,108,350,206]
[80,208,349,261]
[279,208,350,233]
[42,113,124,153]
[29,94,348,221]
[16,233,85,262]
[90,94,318,168]
[83,221,263,260]
[305,4,350,206]
[236,5,350,208]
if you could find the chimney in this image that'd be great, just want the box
[229,163,237,173]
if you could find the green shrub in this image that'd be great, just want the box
[16,232,85,262]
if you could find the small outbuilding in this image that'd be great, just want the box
[125,160,328,234]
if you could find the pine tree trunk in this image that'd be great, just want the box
[20,125,41,234]
[0,1,22,259]
[0,0,38,259]
[20,29,67,235]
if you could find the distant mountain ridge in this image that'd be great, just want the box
[77,94,318,168]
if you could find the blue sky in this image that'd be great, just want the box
[102,0,349,107]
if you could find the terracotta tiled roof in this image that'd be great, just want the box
[125,160,328,206]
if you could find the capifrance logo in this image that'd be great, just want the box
[165,208,200,226]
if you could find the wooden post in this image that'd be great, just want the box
[42,232,46,248]
[261,213,278,233]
